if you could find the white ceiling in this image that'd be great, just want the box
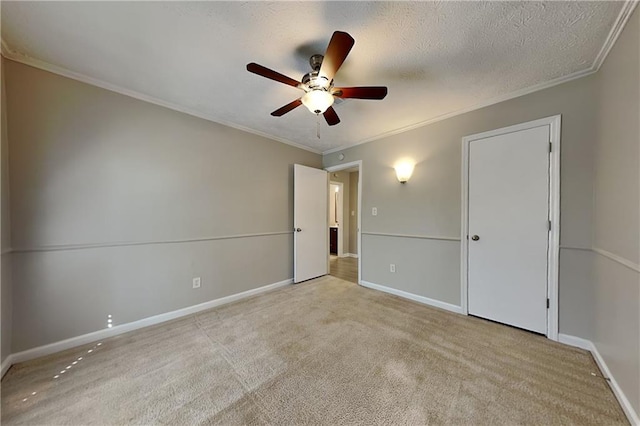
[1,1,628,153]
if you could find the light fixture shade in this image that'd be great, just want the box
[301,90,334,114]
[395,162,414,183]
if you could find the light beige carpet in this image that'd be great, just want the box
[1,276,628,425]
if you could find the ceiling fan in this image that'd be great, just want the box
[246,31,388,126]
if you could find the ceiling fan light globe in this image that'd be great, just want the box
[301,90,334,115]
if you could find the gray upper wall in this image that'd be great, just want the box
[594,8,639,264]
[6,60,321,250]
[324,75,597,249]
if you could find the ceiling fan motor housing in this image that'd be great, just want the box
[303,71,331,89]
[309,54,324,71]
[303,55,332,92]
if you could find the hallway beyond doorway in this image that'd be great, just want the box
[330,256,358,284]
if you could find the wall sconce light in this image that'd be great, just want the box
[394,162,414,184]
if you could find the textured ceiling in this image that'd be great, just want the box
[1,1,626,153]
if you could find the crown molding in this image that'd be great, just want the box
[323,0,638,155]
[592,0,638,70]
[0,46,321,155]
[322,67,595,155]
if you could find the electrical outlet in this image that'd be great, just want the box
[390,264,396,273]
[192,277,201,289]
[351,210,355,216]
[372,207,378,216]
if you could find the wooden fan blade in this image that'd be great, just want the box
[271,99,302,116]
[323,106,340,126]
[247,63,300,88]
[333,86,388,100]
[319,31,355,82]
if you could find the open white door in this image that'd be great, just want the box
[294,164,328,283]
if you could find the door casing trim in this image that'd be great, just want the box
[461,115,561,341]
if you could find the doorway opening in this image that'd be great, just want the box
[329,181,344,256]
[325,161,362,284]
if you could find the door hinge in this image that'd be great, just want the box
[547,298,550,309]
[548,220,551,231]
[549,142,552,153]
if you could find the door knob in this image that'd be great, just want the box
[471,235,480,241]
[295,228,302,232]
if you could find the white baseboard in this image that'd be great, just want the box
[337,253,358,258]
[360,280,463,314]
[557,333,592,351]
[559,333,639,425]
[1,354,15,378]
[4,278,293,374]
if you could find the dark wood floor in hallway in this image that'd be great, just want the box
[329,255,358,283]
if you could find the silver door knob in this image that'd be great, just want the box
[295,228,302,232]
[471,235,480,241]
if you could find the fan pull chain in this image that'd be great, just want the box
[316,114,320,139]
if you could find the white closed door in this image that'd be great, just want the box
[468,125,550,334]
[294,164,328,283]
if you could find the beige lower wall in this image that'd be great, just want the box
[1,254,11,362]
[362,234,459,305]
[5,59,321,352]
[11,234,293,352]
[591,252,639,414]
[557,248,594,339]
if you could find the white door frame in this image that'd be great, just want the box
[326,160,363,284]
[461,115,561,341]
